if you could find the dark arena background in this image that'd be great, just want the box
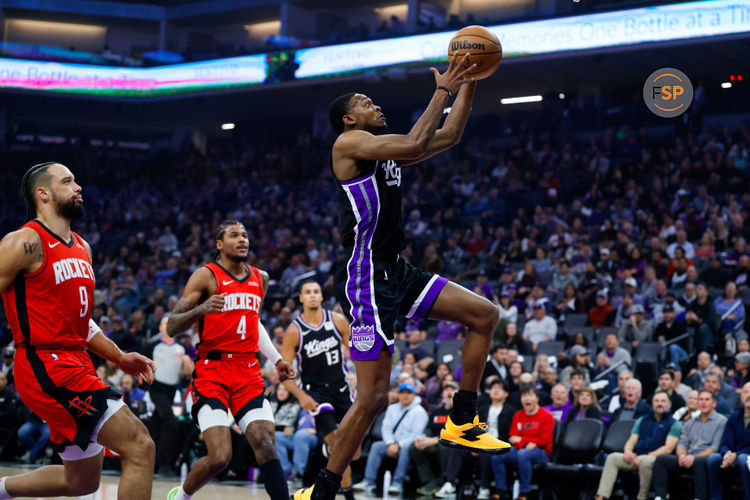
[0,0,749,499]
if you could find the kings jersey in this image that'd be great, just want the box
[2,220,94,350]
[197,261,264,357]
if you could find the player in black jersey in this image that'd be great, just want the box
[295,52,509,500]
[281,281,356,499]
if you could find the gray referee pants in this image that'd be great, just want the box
[596,452,657,500]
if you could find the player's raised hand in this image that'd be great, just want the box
[275,359,295,382]
[430,51,476,94]
[200,293,226,314]
[119,352,156,385]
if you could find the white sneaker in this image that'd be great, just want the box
[434,481,456,498]
[477,487,490,499]
[352,480,375,492]
[388,482,403,495]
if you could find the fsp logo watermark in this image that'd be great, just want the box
[643,68,693,118]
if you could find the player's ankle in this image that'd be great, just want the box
[312,468,343,499]
[450,390,477,425]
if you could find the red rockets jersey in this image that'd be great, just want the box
[1,220,95,350]
[197,261,264,357]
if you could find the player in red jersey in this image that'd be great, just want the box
[166,220,295,500]
[0,162,156,500]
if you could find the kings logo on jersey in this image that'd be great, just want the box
[351,324,376,351]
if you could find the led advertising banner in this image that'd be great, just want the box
[0,0,747,97]
[0,54,267,96]
[295,0,750,78]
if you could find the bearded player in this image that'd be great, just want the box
[295,53,509,500]
[0,162,156,500]
[166,220,294,500]
[280,281,356,499]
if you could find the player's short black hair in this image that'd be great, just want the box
[214,219,244,242]
[299,279,321,293]
[328,93,356,135]
[21,162,57,220]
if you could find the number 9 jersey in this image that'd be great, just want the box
[2,220,94,349]
[197,261,264,357]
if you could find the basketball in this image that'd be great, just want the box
[448,25,502,80]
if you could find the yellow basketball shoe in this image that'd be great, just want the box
[439,416,512,455]
[293,486,313,500]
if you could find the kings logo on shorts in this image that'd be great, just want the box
[351,324,376,351]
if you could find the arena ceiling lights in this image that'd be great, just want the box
[0,0,748,97]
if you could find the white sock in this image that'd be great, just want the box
[0,477,13,500]
[174,486,191,500]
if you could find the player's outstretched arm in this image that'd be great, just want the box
[0,228,42,293]
[88,332,156,384]
[401,80,477,166]
[167,267,223,337]
[333,52,476,166]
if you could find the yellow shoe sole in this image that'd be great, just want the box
[438,432,512,455]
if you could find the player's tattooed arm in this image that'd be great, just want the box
[0,228,42,293]
[258,270,269,310]
[166,267,223,337]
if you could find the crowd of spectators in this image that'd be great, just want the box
[0,88,749,498]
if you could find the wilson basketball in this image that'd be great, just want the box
[448,25,502,80]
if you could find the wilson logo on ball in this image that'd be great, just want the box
[451,40,486,51]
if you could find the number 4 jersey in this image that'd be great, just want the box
[2,220,94,350]
[197,261,264,357]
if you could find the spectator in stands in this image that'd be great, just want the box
[354,382,428,496]
[688,284,720,353]
[700,256,730,289]
[109,315,141,352]
[491,387,554,500]
[554,283,583,321]
[714,281,745,341]
[596,331,632,375]
[522,300,557,353]
[614,293,634,329]
[426,362,453,404]
[703,372,734,417]
[708,366,740,411]
[0,371,20,457]
[655,304,689,366]
[502,322,530,355]
[120,373,152,419]
[410,381,459,497]
[539,367,559,394]
[17,412,50,464]
[617,304,652,349]
[607,370,634,413]
[549,260,578,300]
[706,381,750,499]
[544,383,573,422]
[496,291,519,324]
[652,390,727,500]
[563,386,601,429]
[1,346,14,387]
[688,352,716,389]
[282,409,316,487]
[672,366,693,401]
[589,290,615,329]
[481,345,508,391]
[652,369,686,411]
[732,352,750,389]
[674,390,700,422]
[596,389,681,500]
[561,350,592,389]
[611,378,650,423]
[271,384,302,478]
